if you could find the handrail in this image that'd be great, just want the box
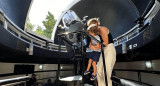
[0,69,156,86]
[121,78,152,86]
[0,8,67,52]
[0,69,74,77]
[37,77,57,81]
[0,9,46,46]
[113,69,160,74]
[113,69,160,86]
[0,76,29,85]
[1,81,27,86]
[113,24,139,41]
[113,0,160,46]
[111,76,152,86]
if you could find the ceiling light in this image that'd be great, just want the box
[145,61,152,69]
[39,64,43,70]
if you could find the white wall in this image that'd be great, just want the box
[114,59,160,86]
[0,62,74,85]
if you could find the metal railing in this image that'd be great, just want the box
[0,68,156,86]
[0,76,29,86]
[0,8,67,52]
[113,0,160,47]
[111,76,152,86]
[0,69,74,86]
[113,69,160,86]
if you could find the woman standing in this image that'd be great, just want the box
[87,18,116,86]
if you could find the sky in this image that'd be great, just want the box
[28,0,74,29]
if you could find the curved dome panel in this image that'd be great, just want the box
[0,0,32,29]
[70,0,139,38]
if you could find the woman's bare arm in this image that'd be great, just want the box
[100,27,109,46]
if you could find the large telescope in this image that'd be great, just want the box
[61,10,88,52]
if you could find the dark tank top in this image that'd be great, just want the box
[108,33,114,43]
[99,27,114,44]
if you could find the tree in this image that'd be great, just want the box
[42,11,57,38]
[25,17,35,30]
[35,25,44,36]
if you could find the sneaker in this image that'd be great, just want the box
[84,71,90,75]
[90,75,97,81]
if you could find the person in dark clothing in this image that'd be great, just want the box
[45,79,54,86]
[28,74,37,86]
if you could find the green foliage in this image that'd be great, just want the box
[25,17,35,30]
[26,11,56,39]
[35,25,44,36]
[42,11,57,38]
